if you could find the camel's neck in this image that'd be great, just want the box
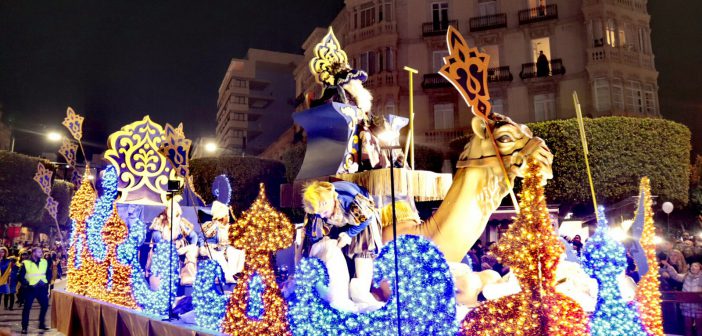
[397,166,508,262]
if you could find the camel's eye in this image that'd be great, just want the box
[497,134,513,143]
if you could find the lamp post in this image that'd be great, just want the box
[10,128,63,152]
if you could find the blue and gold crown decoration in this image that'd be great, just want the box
[157,122,192,177]
[439,26,492,120]
[62,107,84,141]
[33,162,53,195]
[59,138,78,167]
[104,116,179,205]
[309,27,349,87]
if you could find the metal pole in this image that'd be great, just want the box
[386,146,402,335]
[403,66,418,170]
[168,191,175,320]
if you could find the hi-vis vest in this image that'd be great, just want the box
[23,259,48,286]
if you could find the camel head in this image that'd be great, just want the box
[458,113,553,190]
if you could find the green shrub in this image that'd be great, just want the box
[190,156,287,213]
[0,151,56,224]
[280,142,306,182]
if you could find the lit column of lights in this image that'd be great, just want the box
[101,201,137,308]
[582,206,647,336]
[66,173,97,294]
[288,235,458,336]
[634,177,664,336]
[193,260,230,330]
[246,274,265,319]
[460,159,589,336]
[116,208,147,266]
[221,184,294,336]
[131,240,179,317]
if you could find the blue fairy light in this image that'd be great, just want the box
[116,209,147,265]
[193,260,230,330]
[246,273,265,319]
[131,240,179,317]
[288,235,457,336]
[85,165,118,262]
[581,206,647,336]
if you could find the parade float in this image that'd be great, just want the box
[47,26,663,336]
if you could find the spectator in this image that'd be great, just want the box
[18,247,52,334]
[16,249,29,308]
[664,260,702,336]
[625,252,640,283]
[4,257,18,310]
[0,247,10,306]
[536,51,550,77]
[572,235,583,257]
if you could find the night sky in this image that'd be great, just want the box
[0,1,700,158]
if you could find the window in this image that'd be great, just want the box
[360,52,369,73]
[594,78,611,113]
[433,103,455,129]
[637,27,646,53]
[229,78,247,89]
[368,51,377,75]
[385,101,396,116]
[432,50,449,72]
[379,0,393,21]
[644,84,657,115]
[605,19,616,47]
[360,2,376,28]
[533,93,555,121]
[232,95,247,104]
[618,24,627,48]
[432,2,449,29]
[386,48,395,71]
[611,78,624,110]
[491,98,504,115]
[378,50,384,73]
[478,0,497,16]
[592,19,604,47]
[625,80,643,114]
[232,113,247,121]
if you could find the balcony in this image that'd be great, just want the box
[469,13,507,32]
[248,95,273,109]
[519,59,566,80]
[347,21,397,44]
[422,67,512,90]
[425,128,469,144]
[366,71,397,88]
[422,20,458,37]
[518,4,558,25]
[588,46,655,70]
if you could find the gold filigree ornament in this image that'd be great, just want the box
[309,27,349,86]
[439,26,492,120]
[104,116,177,205]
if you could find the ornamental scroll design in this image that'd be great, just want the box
[104,116,178,205]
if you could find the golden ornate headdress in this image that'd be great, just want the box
[309,27,367,87]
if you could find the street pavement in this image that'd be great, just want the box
[0,280,64,336]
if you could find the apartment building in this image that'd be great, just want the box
[292,0,659,146]
[216,49,303,155]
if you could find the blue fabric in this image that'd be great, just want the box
[332,181,372,237]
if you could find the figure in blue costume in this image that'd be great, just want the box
[303,180,383,309]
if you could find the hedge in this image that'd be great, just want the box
[281,142,306,182]
[449,117,691,207]
[190,156,287,213]
[0,151,56,224]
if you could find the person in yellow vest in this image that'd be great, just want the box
[18,247,52,334]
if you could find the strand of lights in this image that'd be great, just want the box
[66,173,96,294]
[116,207,147,266]
[221,184,294,336]
[634,177,664,336]
[86,165,118,262]
[131,240,179,317]
[246,273,265,319]
[582,206,647,336]
[193,260,230,330]
[101,201,137,308]
[289,235,458,336]
[460,159,588,336]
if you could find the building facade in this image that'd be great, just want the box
[216,49,303,156]
[292,0,659,147]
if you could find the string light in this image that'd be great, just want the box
[101,201,137,308]
[86,165,118,262]
[582,206,647,336]
[633,177,664,336]
[460,158,589,336]
[247,274,265,319]
[289,235,458,336]
[116,207,147,266]
[131,240,179,317]
[66,172,97,294]
[221,184,294,336]
[193,260,230,330]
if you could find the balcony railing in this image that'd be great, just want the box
[422,67,512,89]
[519,59,565,80]
[518,4,558,25]
[469,13,507,32]
[588,46,654,69]
[425,128,469,144]
[347,21,396,44]
[422,20,458,37]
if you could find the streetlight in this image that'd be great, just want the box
[205,142,218,153]
[46,131,63,142]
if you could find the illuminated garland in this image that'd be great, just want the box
[131,240,179,317]
[221,184,294,336]
[246,274,265,319]
[86,165,118,262]
[460,159,589,336]
[289,235,458,336]
[193,259,230,330]
[66,173,96,294]
[116,206,147,266]
[101,202,137,308]
[582,206,647,336]
[634,177,664,336]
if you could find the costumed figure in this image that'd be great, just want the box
[308,28,390,173]
[302,180,384,311]
[147,195,199,287]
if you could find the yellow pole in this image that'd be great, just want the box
[403,66,418,169]
[573,91,599,221]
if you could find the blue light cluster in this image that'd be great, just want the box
[192,260,229,330]
[288,235,457,336]
[70,220,84,269]
[581,206,647,336]
[246,273,265,320]
[117,208,147,265]
[85,165,118,262]
[131,240,179,317]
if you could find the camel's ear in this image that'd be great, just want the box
[471,117,487,139]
